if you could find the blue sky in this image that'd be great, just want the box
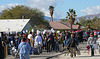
[0,0,100,19]
[56,0,100,18]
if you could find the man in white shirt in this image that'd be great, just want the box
[34,30,43,54]
[34,30,43,46]
[87,33,95,56]
[27,32,34,54]
[28,32,34,46]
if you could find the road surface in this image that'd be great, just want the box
[6,42,100,59]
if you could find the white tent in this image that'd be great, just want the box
[0,19,32,32]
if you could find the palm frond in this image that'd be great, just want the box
[49,6,54,11]
[69,9,71,13]
[66,16,68,18]
[73,10,76,14]
[67,12,70,16]
[71,9,73,13]
[74,14,77,17]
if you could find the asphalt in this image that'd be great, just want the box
[6,52,63,59]
[6,42,100,59]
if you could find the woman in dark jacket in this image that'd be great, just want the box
[0,36,4,59]
[46,33,51,52]
[67,33,78,57]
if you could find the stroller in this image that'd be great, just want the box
[10,41,19,58]
[33,42,42,55]
[10,46,19,58]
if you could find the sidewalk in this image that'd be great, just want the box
[6,50,100,59]
[51,50,100,59]
[49,42,100,59]
[6,42,100,59]
[6,51,63,59]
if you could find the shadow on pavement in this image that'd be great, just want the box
[77,55,100,58]
[30,56,49,58]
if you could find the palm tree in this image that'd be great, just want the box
[49,6,54,22]
[66,9,77,32]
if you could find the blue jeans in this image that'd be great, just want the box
[90,45,94,56]
[20,54,29,59]
[56,44,59,51]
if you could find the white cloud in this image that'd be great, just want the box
[26,0,62,18]
[0,0,63,18]
[81,6,100,15]
[0,3,19,12]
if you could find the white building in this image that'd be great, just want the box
[0,19,32,32]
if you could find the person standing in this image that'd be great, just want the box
[49,32,55,51]
[97,31,100,53]
[34,31,43,47]
[62,31,65,49]
[67,33,78,57]
[15,37,19,49]
[34,30,43,54]
[79,30,83,43]
[87,33,95,56]
[0,32,4,59]
[28,32,34,46]
[58,34,63,52]
[55,33,60,52]
[42,34,46,50]
[18,38,31,59]
[46,33,51,52]
[28,32,34,54]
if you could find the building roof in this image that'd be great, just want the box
[72,25,79,29]
[61,22,79,29]
[0,19,30,32]
[49,21,70,29]
[49,21,79,29]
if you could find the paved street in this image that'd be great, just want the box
[6,51,63,59]
[6,42,100,59]
[52,50,100,59]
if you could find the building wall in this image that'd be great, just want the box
[22,22,32,32]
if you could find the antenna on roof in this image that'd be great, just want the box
[22,16,24,19]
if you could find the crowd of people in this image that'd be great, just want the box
[0,29,100,59]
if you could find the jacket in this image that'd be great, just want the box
[87,37,95,45]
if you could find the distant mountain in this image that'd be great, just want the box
[0,12,2,17]
[0,12,1,15]
[76,13,100,22]
[44,16,58,21]
[56,19,66,22]
[56,13,100,23]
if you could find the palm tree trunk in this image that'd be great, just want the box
[51,16,53,22]
[71,24,72,32]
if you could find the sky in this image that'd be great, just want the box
[0,0,100,19]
